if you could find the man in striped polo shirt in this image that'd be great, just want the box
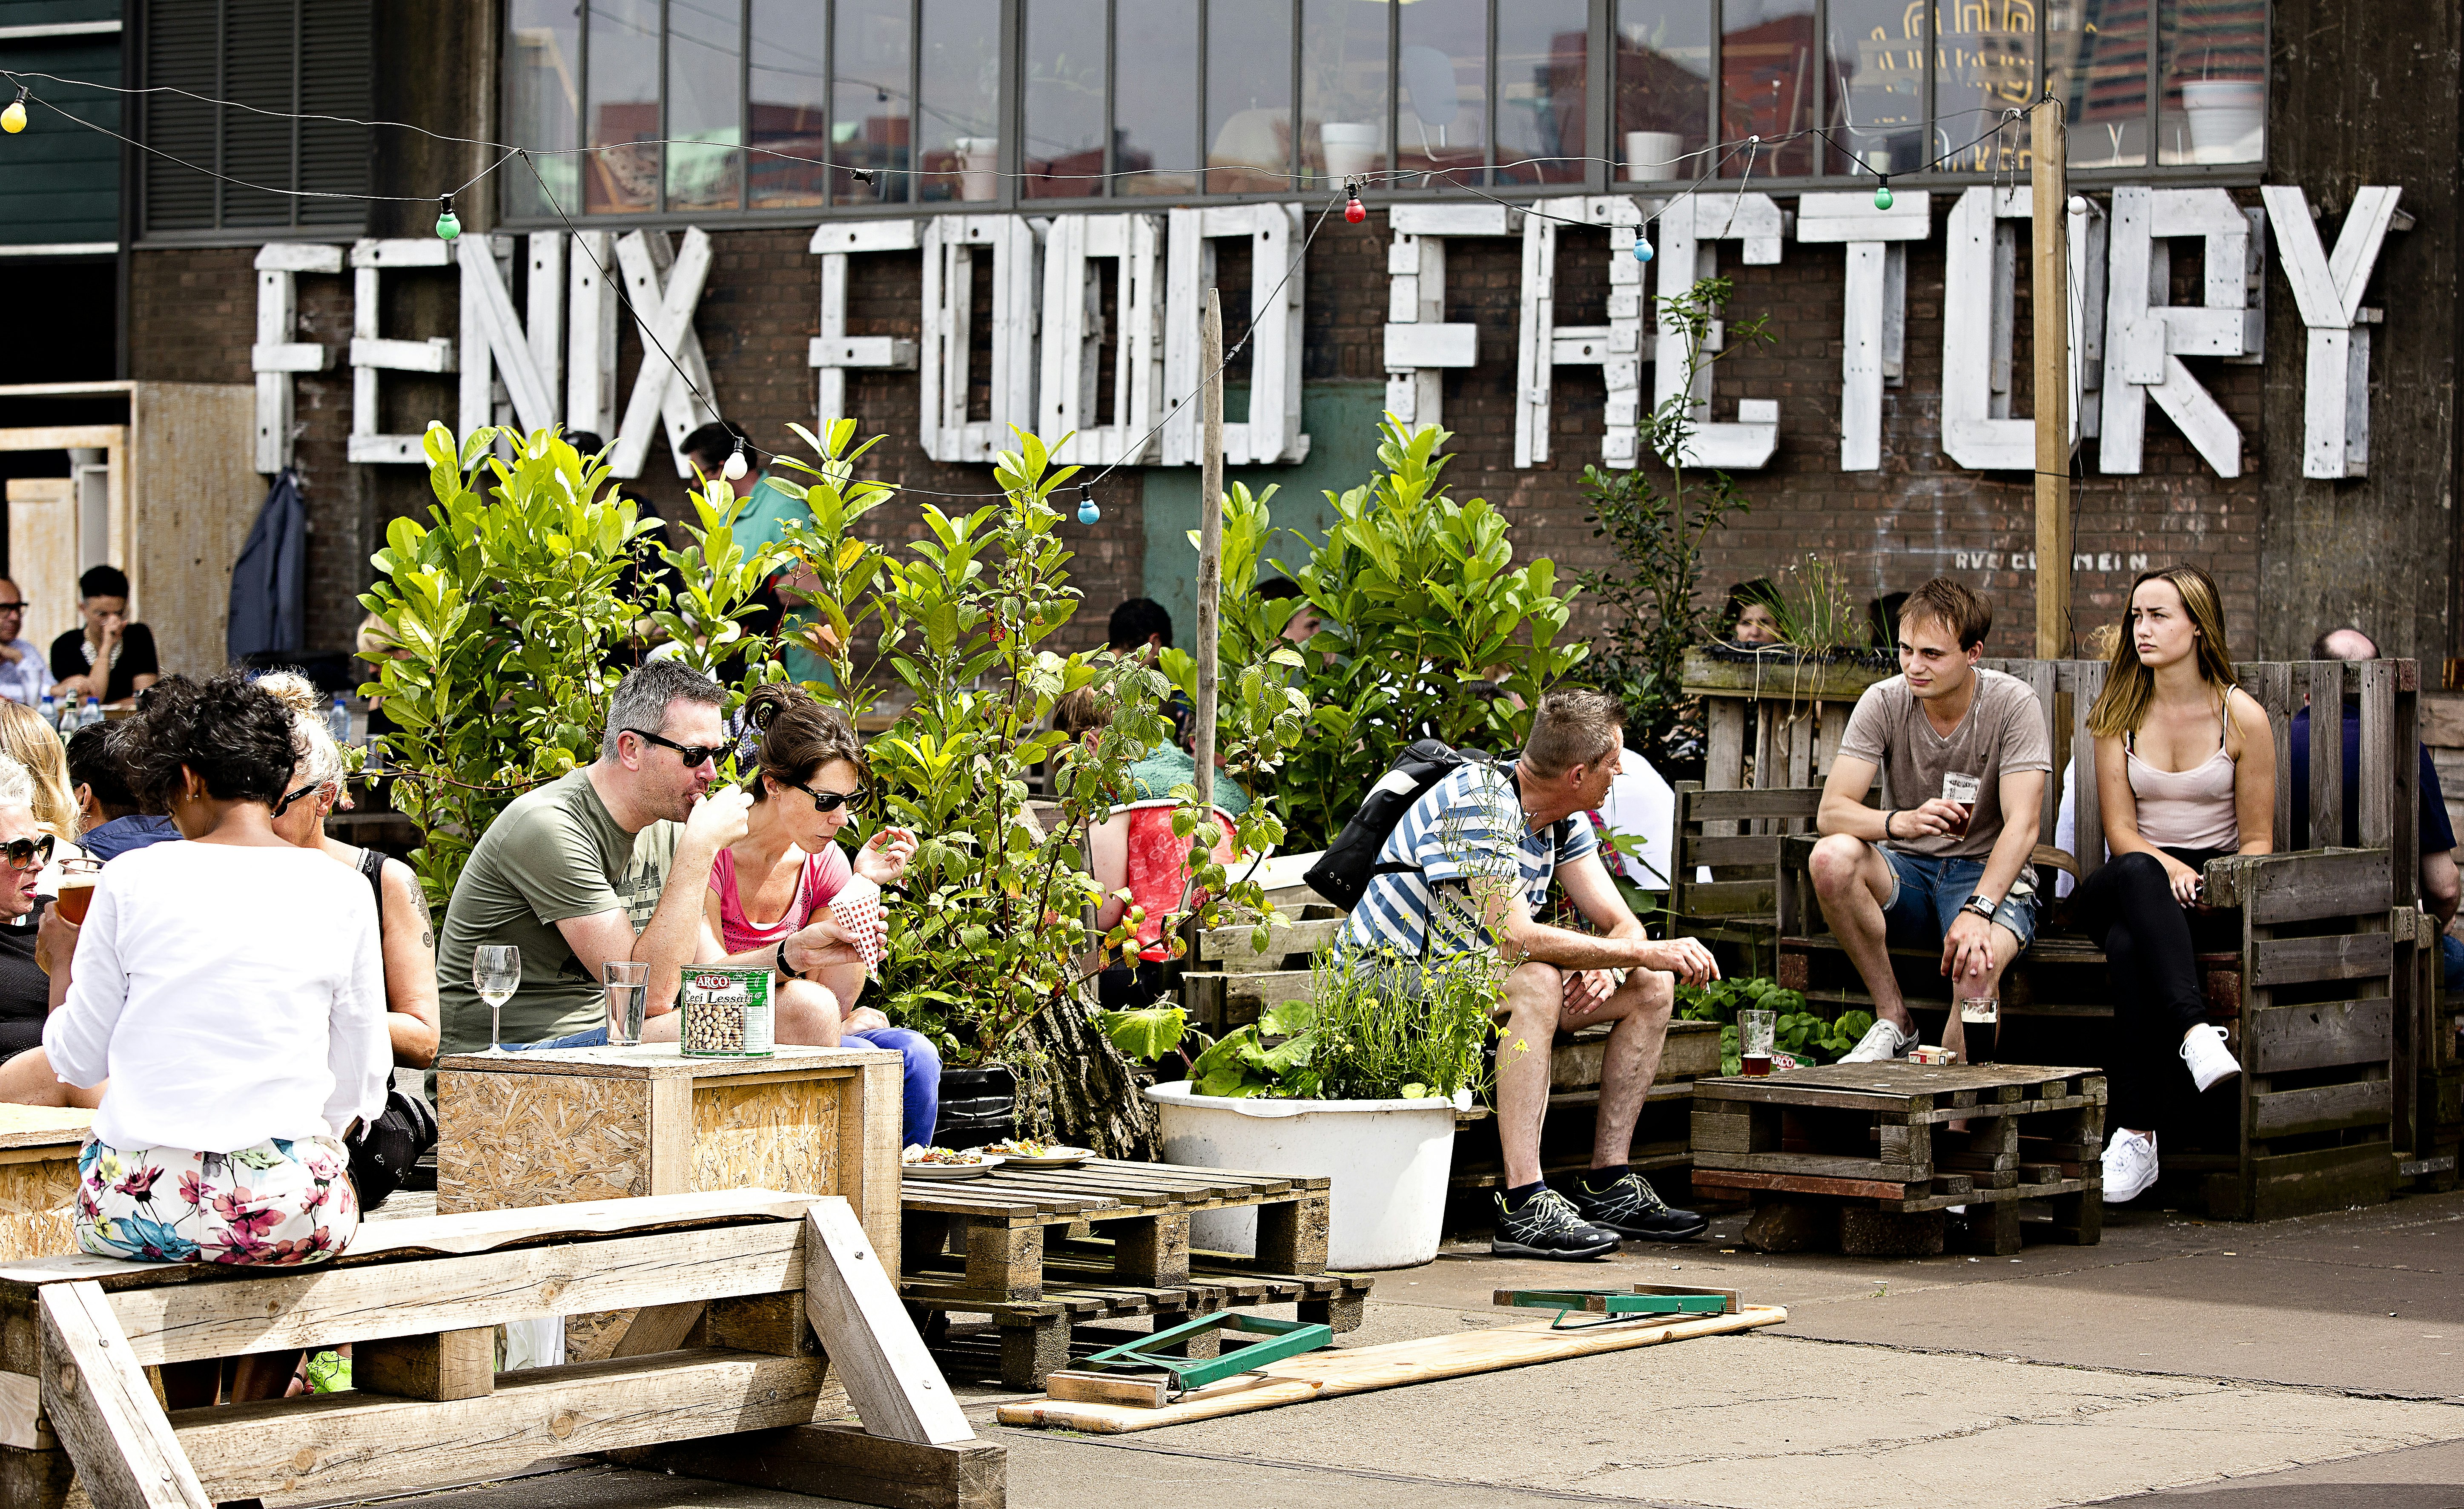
[1340,690,1718,1259]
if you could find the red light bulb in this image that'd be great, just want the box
[1344,187,1367,224]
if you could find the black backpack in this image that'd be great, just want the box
[1305,739,1570,911]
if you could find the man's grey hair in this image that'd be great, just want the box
[0,753,37,813]
[602,660,726,762]
[1522,688,1624,779]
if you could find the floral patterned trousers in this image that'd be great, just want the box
[75,1135,359,1265]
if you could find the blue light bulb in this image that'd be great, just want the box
[1078,497,1101,525]
[1632,237,1654,263]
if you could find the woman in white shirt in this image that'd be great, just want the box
[45,673,387,1272]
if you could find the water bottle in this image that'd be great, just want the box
[38,696,55,737]
[327,695,352,745]
[78,696,100,730]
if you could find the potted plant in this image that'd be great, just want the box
[1108,947,1495,1270]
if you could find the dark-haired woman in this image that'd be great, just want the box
[692,684,938,1148]
[2075,566,2274,1204]
[42,673,386,1402]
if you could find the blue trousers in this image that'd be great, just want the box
[516,1024,940,1149]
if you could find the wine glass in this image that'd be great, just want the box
[472,945,520,1057]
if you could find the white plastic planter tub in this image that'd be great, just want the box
[1144,1080,1464,1270]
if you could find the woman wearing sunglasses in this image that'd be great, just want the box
[694,683,939,1149]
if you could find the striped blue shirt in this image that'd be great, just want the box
[1338,762,1597,960]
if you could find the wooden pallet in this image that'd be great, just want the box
[1691,1062,2106,1255]
[901,1158,1359,1388]
[0,1190,996,1509]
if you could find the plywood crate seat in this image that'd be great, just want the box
[0,1190,1004,1509]
[0,1107,93,1263]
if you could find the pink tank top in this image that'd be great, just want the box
[2126,695,2240,850]
[710,843,853,954]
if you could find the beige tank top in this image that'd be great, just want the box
[2126,693,2240,851]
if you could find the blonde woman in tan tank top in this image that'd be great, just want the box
[2077,566,2275,1205]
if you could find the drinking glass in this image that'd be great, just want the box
[54,858,102,926]
[473,944,520,1056]
[1959,987,1999,1065]
[603,959,650,1046]
[1939,771,1980,836]
[1740,1008,1776,1077]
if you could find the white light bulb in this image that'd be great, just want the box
[722,448,748,482]
[2068,194,2088,217]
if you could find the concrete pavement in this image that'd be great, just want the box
[321,1189,2464,1509]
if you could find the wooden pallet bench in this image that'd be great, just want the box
[1179,912,1345,1031]
[1692,1062,2106,1257]
[900,1158,1363,1388]
[0,1190,999,1509]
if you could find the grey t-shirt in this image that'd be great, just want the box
[436,769,680,1054]
[1837,667,2052,859]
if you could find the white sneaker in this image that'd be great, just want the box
[1839,1018,1918,1063]
[2180,1025,2240,1093]
[2101,1130,2159,1203]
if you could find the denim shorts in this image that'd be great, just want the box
[1881,849,2040,952]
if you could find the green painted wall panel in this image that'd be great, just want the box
[1138,380,1390,639]
[0,25,123,245]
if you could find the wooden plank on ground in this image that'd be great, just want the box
[998,1306,1787,1433]
[618,1422,1007,1509]
[173,1348,837,1504]
[38,1281,213,1509]
[804,1203,974,1445]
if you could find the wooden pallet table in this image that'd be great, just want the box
[900,1158,1366,1387]
[0,1190,1003,1509]
[1690,1061,2106,1256]
[0,1107,92,1263]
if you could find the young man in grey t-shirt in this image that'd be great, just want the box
[1810,579,2051,1062]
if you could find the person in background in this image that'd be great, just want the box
[2292,627,2461,987]
[67,722,178,860]
[694,684,935,1147]
[0,755,61,1065]
[571,429,688,671]
[2074,566,2272,1204]
[2052,624,2128,899]
[1053,688,1247,1013]
[48,566,158,707]
[0,701,78,841]
[1720,580,1783,647]
[1811,579,2049,1065]
[258,673,440,1069]
[1108,597,1194,745]
[44,673,386,1414]
[1254,577,1323,647]
[679,421,828,684]
[0,580,49,707]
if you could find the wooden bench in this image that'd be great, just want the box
[0,1190,1002,1509]
[1179,911,1344,1032]
[1762,658,2427,1222]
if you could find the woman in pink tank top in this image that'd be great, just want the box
[2076,566,2275,1204]
[688,684,940,1148]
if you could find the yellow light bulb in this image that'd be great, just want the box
[1,101,26,135]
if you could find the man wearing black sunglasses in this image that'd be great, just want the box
[436,661,761,1059]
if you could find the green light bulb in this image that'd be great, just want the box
[1873,183,1894,211]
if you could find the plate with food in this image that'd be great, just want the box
[982,1138,1092,1168]
[900,1146,1007,1180]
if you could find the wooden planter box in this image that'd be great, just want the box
[1682,648,1893,793]
[0,1106,90,1262]
[436,1044,903,1264]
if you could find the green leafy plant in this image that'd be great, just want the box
[1675,976,1873,1075]
[1248,418,1586,851]
[1578,275,1773,769]
[1112,947,1496,1102]
[1768,552,1863,655]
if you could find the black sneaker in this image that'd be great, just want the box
[1567,1170,1709,1241]
[1491,1187,1621,1260]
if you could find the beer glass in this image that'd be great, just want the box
[1740,1008,1776,1077]
[54,859,101,926]
[1959,987,1999,1065]
[1939,772,1980,836]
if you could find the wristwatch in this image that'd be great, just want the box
[774,939,794,978]
[1960,894,1998,923]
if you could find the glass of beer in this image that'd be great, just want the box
[1959,987,1999,1065]
[1939,772,1980,836]
[1740,1008,1776,1076]
[603,960,649,1046]
[54,859,101,926]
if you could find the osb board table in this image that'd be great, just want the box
[1692,1061,2106,1256]
[0,1106,91,1262]
[436,1044,903,1264]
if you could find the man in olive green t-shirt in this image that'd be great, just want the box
[435,661,757,1055]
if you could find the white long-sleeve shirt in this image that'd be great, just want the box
[46,841,388,1153]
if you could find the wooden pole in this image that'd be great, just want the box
[2030,94,2072,660]
[1193,288,1223,810]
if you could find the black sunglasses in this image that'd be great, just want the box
[0,834,55,870]
[625,727,726,767]
[273,781,328,817]
[790,779,871,815]
[0,601,26,612]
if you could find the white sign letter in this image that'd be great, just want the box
[251,242,344,473]
[809,220,922,436]
[1384,202,1518,434]
[1040,213,1165,465]
[348,238,456,465]
[1163,204,1308,466]
[2263,185,2408,479]
[1655,192,1783,469]
[1940,187,2091,471]
[1514,196,1649,468]
[1796,192,1930,471]
[2099,187,2260,479]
